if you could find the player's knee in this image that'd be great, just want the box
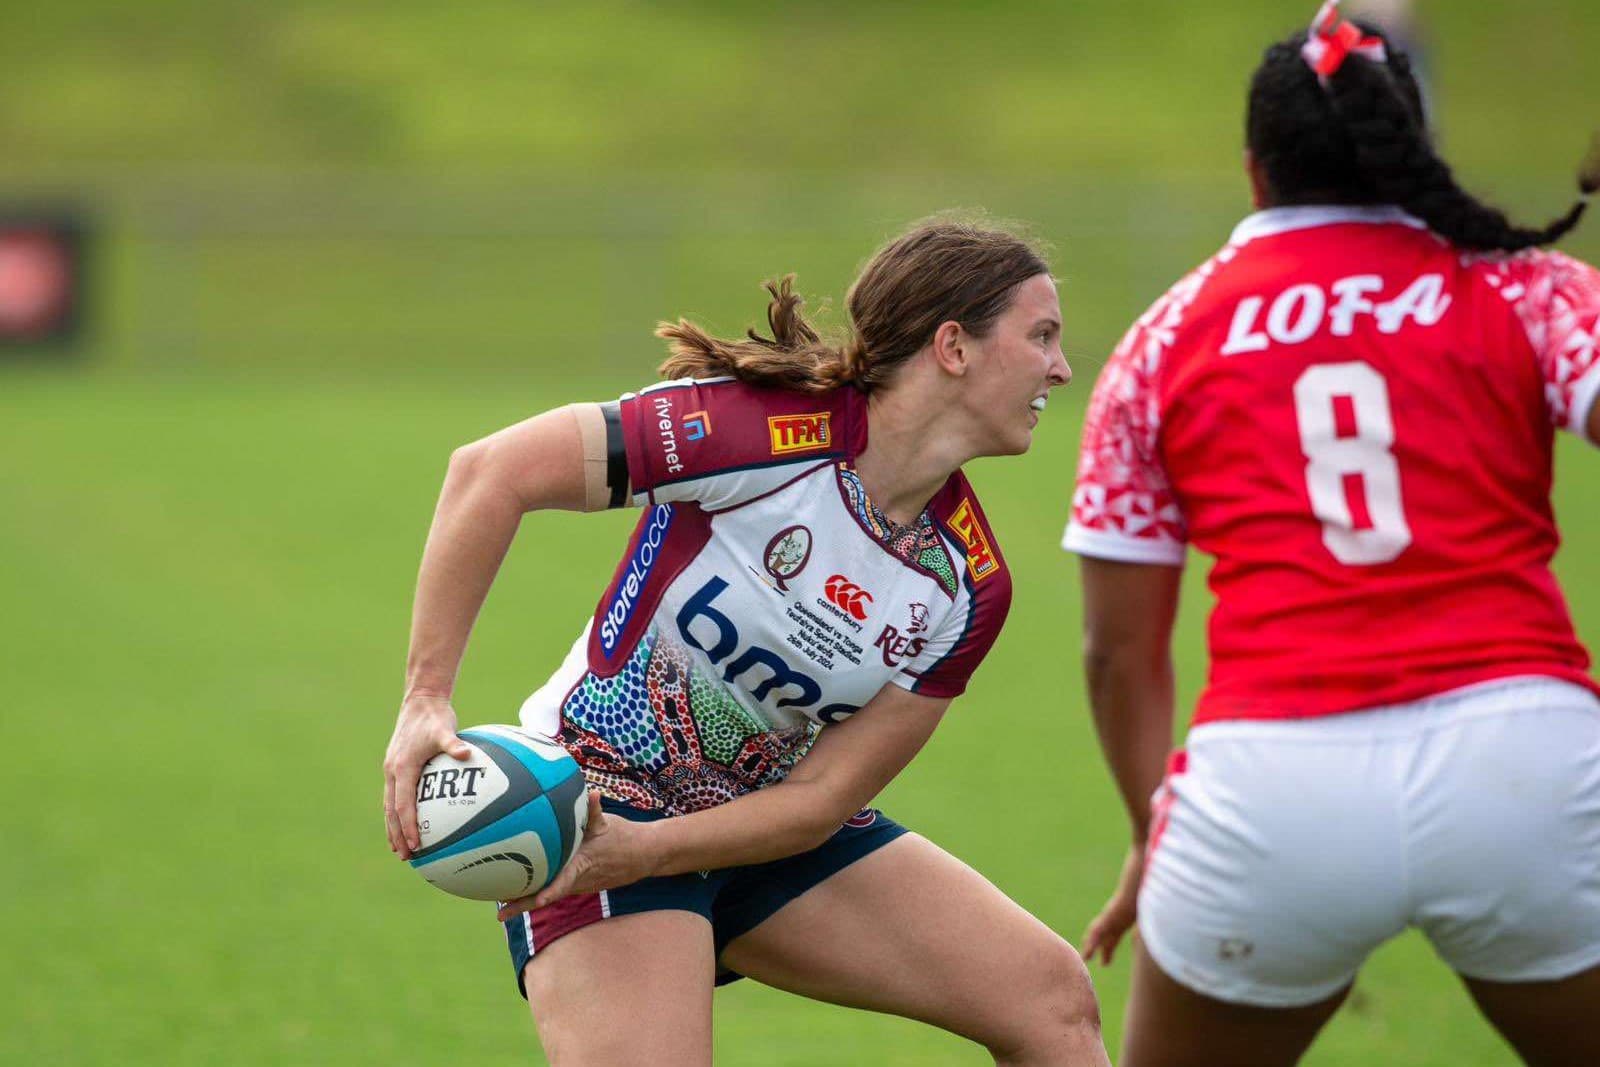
[1041,940,1103,1035]
[990,937,1104,1060]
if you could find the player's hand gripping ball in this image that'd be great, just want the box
[406,725,589,901]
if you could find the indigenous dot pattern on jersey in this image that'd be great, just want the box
[561,627,817,814]
[839,466,958,596]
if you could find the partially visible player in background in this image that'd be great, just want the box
[1062,3,1600,1065]
[385,220,1112,1066]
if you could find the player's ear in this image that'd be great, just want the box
[929,320,970,378]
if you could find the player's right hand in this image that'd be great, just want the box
[1081,841,1144,966]
[383,691,473,860]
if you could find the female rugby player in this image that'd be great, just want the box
[386,220,1111,1065]
[1063,5,1600,1066]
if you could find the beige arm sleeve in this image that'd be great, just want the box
[574,402,625,511]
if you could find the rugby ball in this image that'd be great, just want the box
[407,725,588,902]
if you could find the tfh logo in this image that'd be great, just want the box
[949,498,1000,581]
[768,412,832,455]
[824,574,874,621]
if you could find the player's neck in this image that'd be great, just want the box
[853,386,967,525]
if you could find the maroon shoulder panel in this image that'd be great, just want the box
[914,471,1014,699]
[617,379,867,496]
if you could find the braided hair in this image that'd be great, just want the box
[1246,26,1595,253]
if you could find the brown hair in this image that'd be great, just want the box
[655,218,1050,394]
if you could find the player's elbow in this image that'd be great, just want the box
[777,785,856,855]
[446,438,494,487]
[446,434,529,502]
[1080,632,1127,691]
[1082,627,1166,689]
[791,809,844,854]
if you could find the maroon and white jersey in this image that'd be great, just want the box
[522,377,1012,813]
[1063,205,1600,724]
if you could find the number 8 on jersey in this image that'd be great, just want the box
[1293,361,1412,566]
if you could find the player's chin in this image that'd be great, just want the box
[996,426,1034,457]
[1010,414,1040,454]
[974,416,1035,458]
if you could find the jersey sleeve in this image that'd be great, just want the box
[1061,295,1189,564]
[891,490,1013,700]
[1499,250,1600,438]
[612,377,862,511]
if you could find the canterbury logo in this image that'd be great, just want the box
[823,574,874,621]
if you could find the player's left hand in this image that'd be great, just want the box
[496,792,653,919]
[1081,841,1144,966]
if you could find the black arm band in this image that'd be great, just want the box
[601,402,628,508]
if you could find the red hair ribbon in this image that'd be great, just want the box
[1300,0,1388,81]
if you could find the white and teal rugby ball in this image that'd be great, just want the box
[407,725,589,902]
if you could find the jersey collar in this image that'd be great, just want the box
[1229,205,1427,246]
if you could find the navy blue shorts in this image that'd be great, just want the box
[502,801,907,997]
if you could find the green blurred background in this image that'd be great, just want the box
[3,2,1596,1063]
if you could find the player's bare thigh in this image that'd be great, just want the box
[522,909,716,1067]
[1119,941,1348,1067]
[719,833,1109,1065]
[1462,964,1600,1067]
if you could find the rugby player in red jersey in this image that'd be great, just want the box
[384,220,1111,1065]
[1063,5,1600,1065]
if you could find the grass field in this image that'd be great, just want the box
[2,364,1595,1065]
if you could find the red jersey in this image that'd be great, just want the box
[1064,205,1600,724]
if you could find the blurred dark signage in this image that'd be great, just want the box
[0,214,85,347]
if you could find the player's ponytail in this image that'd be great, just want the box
[1247,11,1592,253]
[1323,50,1586,252]
[656,217,1048,394]
[656,276,861,394]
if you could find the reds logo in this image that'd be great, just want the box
[907,602,929,635]
[874,624,927,667]
[948,498,1000,581]
[823,574,874,621]
[768,412,832,455]
[843,808,877,828]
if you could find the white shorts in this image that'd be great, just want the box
[1138,675,1600,1008]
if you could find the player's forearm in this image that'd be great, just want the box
[404,443,527,696]
[1084,644,1174,842]
[641,778,845,877]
